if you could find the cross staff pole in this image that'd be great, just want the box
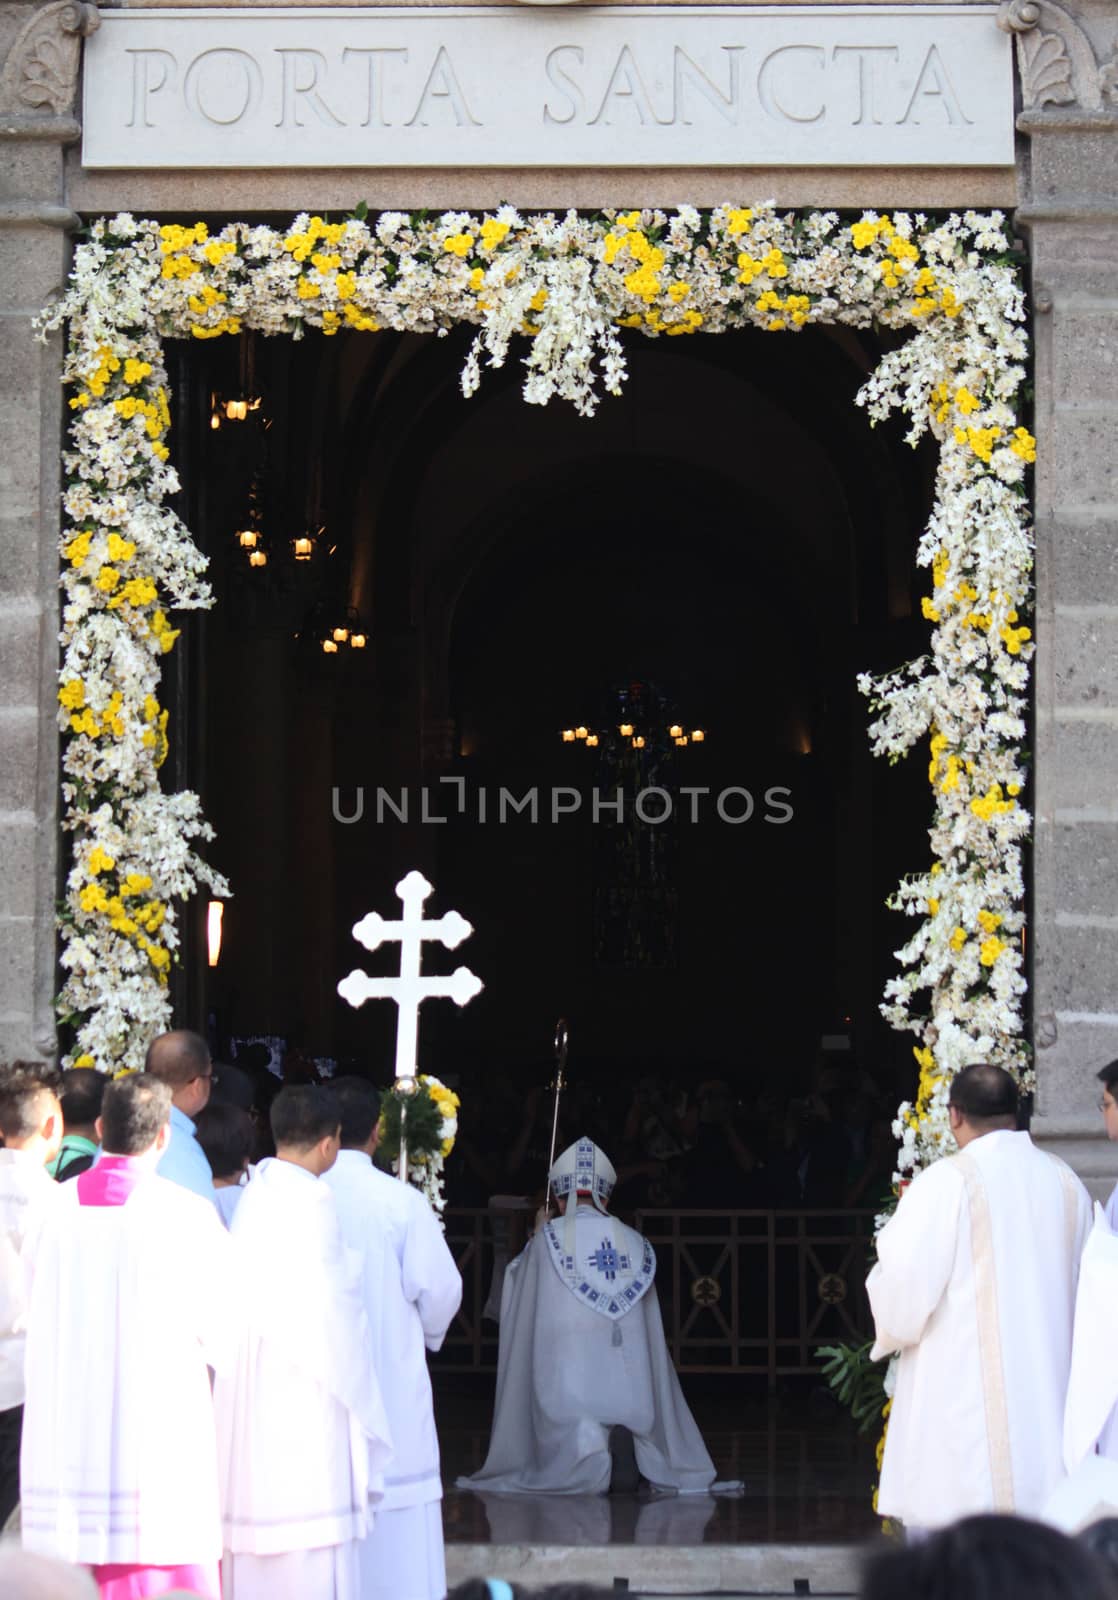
[544,1018,569,1218]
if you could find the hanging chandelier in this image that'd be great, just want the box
[561,681,706,753]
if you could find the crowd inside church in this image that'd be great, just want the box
[5,1042,1118,1600]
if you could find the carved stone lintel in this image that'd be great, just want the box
[0,1,100,119]
[997,0,1107,113]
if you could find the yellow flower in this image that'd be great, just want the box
[296,278,322,300]
[980,935,1007,967]
[950,926,967,951]
[667,282,690,304]
[124,873,153,895]
[72,1055,95,1070]
[978,910,1002,933]
[444,232,475,258]
[94,566,121,593]
[88,846,115,876]
[725,208,753,236]
[479,218,510,252]
[107,534,136,563]
[736,254,761,285]
[921,597,940,623]
[1009,427,1036,463]
[79,883,109,913]
[1007,782,1022,797]
[955,387,980,415]
[1000,622,1032,656]
[529,288,548,313]
[310,252,341,273]
[927,897,939,917]
[64,530,92,568]
[617,210,642,229]
[335,272,356,300]
[58,679,85,710]
[343,303,379,331]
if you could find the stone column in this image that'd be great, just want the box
[0,2,91,1062]
[1001,0,1118,1190]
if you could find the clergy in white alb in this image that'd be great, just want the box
[460,1136,739,1496]
[215,1085,393,1600]
[20,1074,235,1600]
[867,1064,1091,1530]
[1063,1203,1118,1472]
[0,1062,62,1531]
[324,1077,463,1600]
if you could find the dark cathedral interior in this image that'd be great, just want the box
[167,307,939,1217]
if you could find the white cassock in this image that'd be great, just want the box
[868,1129,1091,1529]
[19,1165,234,1578]
[215,1158,394,1600]
[460,1201,727,1494]
[323,1150,463,1600]
[1063,1204,1118,1469]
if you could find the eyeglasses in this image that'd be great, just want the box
[192,1070,219,1086]
[1099,1096,1115,1113]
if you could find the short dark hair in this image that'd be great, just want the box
[194,1102,254,1180]
[333,1077,382,1148]
[270,1085,341,1151]
[0,1061,61,1141]
[947,1063,1019,1126]
[99,1074,172,1156]
[1098,1060,1118,1096]
[862,1514,1118,1600]
[144,1030,211,1090]
[59,1067,106,1127]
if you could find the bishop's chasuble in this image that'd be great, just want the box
[461,1201,725,1495]
[324,1149,462,1600]
[868,1129,1091,1529]
[20,1156,235,1599]
[215,1157,393,1600]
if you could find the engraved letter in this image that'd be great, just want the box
[590,44,668,127]
[406,46,481,127]
[126,49,177,129]
[899,44,973,125]
[672,46,744,125]
[275,48,345,128]
[343,46,408,128]
[757,45,825,124]
[544,45,584,126]
[184,48,262,126]
[831,45,898,125]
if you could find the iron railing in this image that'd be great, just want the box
[434,1206,876,1378]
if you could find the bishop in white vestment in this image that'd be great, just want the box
[324,1078,463,1600]
[215,1087,393,1600]
[868,1065,1091,1530]
[461,1137,736,1496]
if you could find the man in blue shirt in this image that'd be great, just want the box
[144,1030,219,1207]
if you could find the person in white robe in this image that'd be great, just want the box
[215,1084,393,1600]
[1063,1204,1118,1475]
[460,1136,739,1496]
[20,1074,235,1600]
[0,1062,62,1532]
[868,1063,1091,1531]
[323,1077,463,1600]
[1096,1061,1118,1229]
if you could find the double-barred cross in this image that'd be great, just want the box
[337,870,483,1081]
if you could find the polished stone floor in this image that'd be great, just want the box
[438,1375,882,1547]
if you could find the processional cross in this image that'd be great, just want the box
[337,870,483,1177]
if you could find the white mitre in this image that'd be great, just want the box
[549,1136,616,1215]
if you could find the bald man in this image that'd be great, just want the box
[144,1031,218,1207]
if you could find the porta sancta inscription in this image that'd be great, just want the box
[82,7,1014,169]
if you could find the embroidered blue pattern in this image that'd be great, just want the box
[551,1137,614,1208]
[542,1219,656,1323]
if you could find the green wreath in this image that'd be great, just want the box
[378,1081,445,1168]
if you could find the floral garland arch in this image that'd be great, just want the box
[39,202,1034,1190]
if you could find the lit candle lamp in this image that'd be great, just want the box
[248,549,267,568]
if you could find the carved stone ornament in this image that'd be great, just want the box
[997,0,1107,111]
[0,1,100,118]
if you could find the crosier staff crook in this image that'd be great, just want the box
[545,1018,569,1218]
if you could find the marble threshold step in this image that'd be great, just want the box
[445,1541,861,1595]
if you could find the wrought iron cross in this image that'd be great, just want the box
[337,869,483,1081]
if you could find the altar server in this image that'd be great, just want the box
[460,1136,737,1495]
[324,1077,462,1600]
[868,1063,1091,1530]
[19,1074,234,1599]
[0,1062,62,1529]
[216,1085,393,1600]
